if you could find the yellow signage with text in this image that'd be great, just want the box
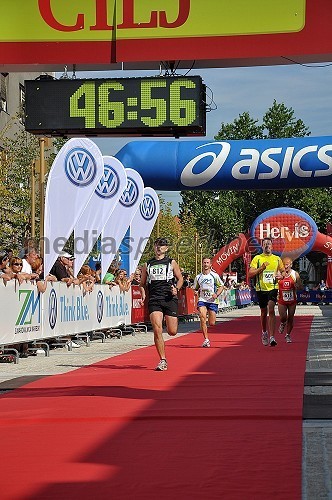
[2,0,305,42]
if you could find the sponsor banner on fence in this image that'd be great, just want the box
[0,281,132,345]
[131,286,148,324]
[1,281,42,345]
[236,289,252,306]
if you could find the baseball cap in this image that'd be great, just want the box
[61,252,74,259]
[154,237,169,246]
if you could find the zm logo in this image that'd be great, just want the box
[140,194,156,221]
[120,177,139,207]
[65,147,97,187]
[16,290,41,325]
[95,164,120,199]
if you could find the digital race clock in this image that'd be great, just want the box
[24,76,206,137]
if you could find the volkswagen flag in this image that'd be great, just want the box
[73,156,127,276]
[101,168,144,280]
[44,138,104,277]
[129,187,160,274]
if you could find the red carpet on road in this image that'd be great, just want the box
[0,316,312,500]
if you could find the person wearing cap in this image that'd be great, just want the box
[50,253,78,286]
[140,237,183,371]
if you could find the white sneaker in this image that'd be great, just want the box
[285,334,292,343]
[278,322,286,334]
[269,336,277,347]
[155,359,168,371]
[70,341,81,348]
[36,349,45,354]
[261,332,269,346]
[202,339,211,348]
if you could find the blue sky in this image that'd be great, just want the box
[74,62,332,213]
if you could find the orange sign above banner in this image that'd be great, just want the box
[1,0,305,42]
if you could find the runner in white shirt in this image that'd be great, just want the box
[193,257,224,347]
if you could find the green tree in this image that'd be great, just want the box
[263,100,310,139]
[0,127,39,249]
[215,111,264,140]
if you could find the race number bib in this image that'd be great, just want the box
[202,288,212,299]
[149,264,167,281]
[263,271,274,284]
[282,291,294,302]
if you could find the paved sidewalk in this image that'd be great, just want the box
[0,304,331,499]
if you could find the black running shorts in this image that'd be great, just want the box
[256,289,278,309]
[148,297,178,317]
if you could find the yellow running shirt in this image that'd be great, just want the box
[250,253,284,292]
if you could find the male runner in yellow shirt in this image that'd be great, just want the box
[248,237,284,347]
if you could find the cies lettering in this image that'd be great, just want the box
[38,0,190,32]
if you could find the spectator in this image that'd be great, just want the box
[50,253,79,286]
[102,264,116,286]
[0,251,12,282]
[114,269,131,292]
[77,264,95,293]
[21,248,39,278]
[94,262,102,284]
[131,267,142,285]
[7,257,32,284]
[181,272,191,288]
[31,257,57,293]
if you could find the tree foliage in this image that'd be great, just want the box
[0,126,39,249]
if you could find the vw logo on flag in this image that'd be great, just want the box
[96,291,104,323]
[48,288,57,330]
[140,194,156,221]
[65,147,97,187]
[95,165,120,199]
[119,177,139,207]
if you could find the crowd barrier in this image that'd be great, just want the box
[251,289,332,304]
[5,281,327,349]
[1,280,132,347]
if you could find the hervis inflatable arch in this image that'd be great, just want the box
[210,208,332,288]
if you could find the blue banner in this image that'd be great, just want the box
[297,290,332,303]
[236,289,253,306]
[115,137,332,191]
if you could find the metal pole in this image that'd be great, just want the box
[39,137,45,257]
[156,212,160,237]
[195,232,198,276]
[31,161,36,238]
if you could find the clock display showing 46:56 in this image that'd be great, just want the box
[25,75,206,137]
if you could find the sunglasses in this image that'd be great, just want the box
[13,262,23,266]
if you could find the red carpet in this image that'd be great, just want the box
[0,316,312,500]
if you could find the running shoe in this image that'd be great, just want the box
[202,339,211,348]
[278,322,286,334]
[261,331,269,346]
[155,359,168,371]
[285,334,292,343]
[270,336,277,347]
